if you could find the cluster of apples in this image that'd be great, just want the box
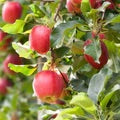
[66,0,115,14]
[29,25,69,103]
[66,0,110,69]
[0,1,22,95]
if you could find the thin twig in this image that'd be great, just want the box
[54,0,64,22]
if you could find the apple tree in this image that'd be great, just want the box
[0,0,120,120]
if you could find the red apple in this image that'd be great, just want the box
[72,0,82,4]
[89,0,96,8]
[29,25,51,54]
[3,54,22,74]
[84,39,109,69]
[0,30,12,50]
[66,0,81,13]
[33,70,65,103]
[99,33,106,40]
[94,0,102,8]
[106,0,115,9]
[2,1,22,23]
[0,78,11,95]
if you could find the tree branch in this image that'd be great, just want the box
[54,0,64,22]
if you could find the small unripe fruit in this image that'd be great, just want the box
[0,30,12,50]
[84,40,109,69]
[3,54,22,74]
[29,25,51,54]
[0,78,11,95]
[33,70,65,103]
[2,1,22,23]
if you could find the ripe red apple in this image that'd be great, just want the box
[84,39,109,69]
[71,0,82,4]
[0,30,12,50]
[33,70,65,103]
[66,0,81,13]
[29,25,51,54]
[3,54,22,74]
[0,78,11,95]
[106,0,115,9]
[99,33,106,40]
[92,31,106,40]
[2,1,22,23]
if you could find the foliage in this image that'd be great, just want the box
[0,0,120,120]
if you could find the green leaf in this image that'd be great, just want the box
[106,29,120,43]
[12,42,34,59]
[70,79,88,92]
[50,21,82,48]
[71,40,84,55]
[70,92,96,114]
[84,40,101,63]
[1,20,25,34]
[81,0,91,14]
[100,84,120,110]
[107,15,120,24]
[29,4,45,17]
[97,1,111,12]
[55,107,84,120]
[0,112,7,120]
[8,64,37,76]
[54,46,70,58]
[87,68,112,103]
[73,56,86,72]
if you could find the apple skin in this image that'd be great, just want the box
[66,0,81,13]
[84,39,109,69]
[3,54,22,74]
[29,25,51,54]
[0,30,12,50]
[99,33,106,40]
[2,1,22,23]
[33,70,65,103]
[72,0,82,4]
[0,78,11,95]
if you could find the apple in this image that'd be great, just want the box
[84,39,109,69]
[33,70,65,103]
[0,30,12,50]
[29,25,51,54]
[0,78,11,95]
[99,33,106,40]
[71,0,82,4]
[106,0,115,9]
[2,1,22,23]
[92,31,106,40]
[66,0,81,13]
[3,54,22,74]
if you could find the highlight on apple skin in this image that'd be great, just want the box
[2,1,22,23]
[3,54,22,74]
[29,25,51,54]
